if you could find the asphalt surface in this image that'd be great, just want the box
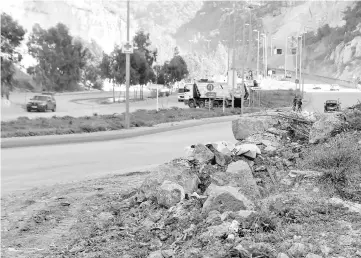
[303,90,361,113]
[1,121,235,194]
[1,92,185,121]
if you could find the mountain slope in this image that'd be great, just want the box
[2,0,202,67]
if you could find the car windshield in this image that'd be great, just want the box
[32,96,48,101]
[178,88,185,93]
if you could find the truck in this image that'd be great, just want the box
[183,79,250,108]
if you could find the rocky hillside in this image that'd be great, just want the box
[175,0,360,80]
[2,0,202,67]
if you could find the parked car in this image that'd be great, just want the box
[285,72,292,79]
[330,84,340,91]
[313,86,321,90]
[27,95,56,112]
[324,100,341,113]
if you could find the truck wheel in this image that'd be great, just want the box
[188,100,196,108]
[198,101,205,108]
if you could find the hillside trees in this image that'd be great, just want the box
[1,12,26,95]
[100,30,188,87]
[27,23,90,91]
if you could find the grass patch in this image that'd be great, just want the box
[1,90,295,138]
[297,132,361,202]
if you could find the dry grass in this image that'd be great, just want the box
[0,107,252,138]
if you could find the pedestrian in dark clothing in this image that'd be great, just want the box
[297,98,303,112]
[293,96,298,111]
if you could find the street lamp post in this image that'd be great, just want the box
[284,36,290,78]
[261,33,266,78]
[125,0,130,129]
[253,30,260,80]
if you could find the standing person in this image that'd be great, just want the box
[293,96,298,111]
[297,98,303,112]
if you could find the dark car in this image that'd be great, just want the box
[27,95,56,112]
[324,100,340,113]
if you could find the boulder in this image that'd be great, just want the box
[234,144,261,159]
[211,141,236,156]
[232,116,277,140]
[193,143,215,163]
[209,161,260,199]
[157,180,185,208]
[199,222,232,240]
[206,144,232,166]
[238,210,256,219]
[139,162,200,203]
[309,113,344,144]
[226,160,252,174]
[202,184,255,214]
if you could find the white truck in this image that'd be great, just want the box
[183,79,249,108]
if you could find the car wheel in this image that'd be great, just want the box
[52,106,56,112]
[27,108,31,112]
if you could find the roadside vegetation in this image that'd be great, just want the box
[1,90,295,138]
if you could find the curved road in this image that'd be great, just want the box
[1,121,235,194]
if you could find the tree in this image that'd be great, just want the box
[27,23,90,91]
[1,12,25,95]
[133,30,157,67]
[167,55,189,82]
[99,30,157,86]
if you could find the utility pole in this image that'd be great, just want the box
[265,34,268,76]
[253,30,260,80]
[299,36,302,96]
[284,37,287,77]
[241,18,247,115]
[125,0,130,129]
[232,2,236,109]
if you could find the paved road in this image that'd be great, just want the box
[1,93,185,121]
[303,90,361,113]
[1,121,235,194]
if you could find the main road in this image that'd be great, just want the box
[1,121,235,195]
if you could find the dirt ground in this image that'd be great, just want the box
[1,171,151,258]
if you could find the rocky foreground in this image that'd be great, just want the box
[2,110,361,258]
[62,110,360,258]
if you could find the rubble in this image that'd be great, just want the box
[97,111,361,257]
[309,113,345,144]
[232,115,278,140]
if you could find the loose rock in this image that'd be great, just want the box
[309,113,344,144]
[232,116,277,140]
[234,144,261,159]
[202,184,255,214]
[193,144,215,163]
[157,180,185,208]
[139,162,200,202]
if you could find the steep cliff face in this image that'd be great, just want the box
[2,0,202,66]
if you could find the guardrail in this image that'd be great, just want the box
[273,68,357,89]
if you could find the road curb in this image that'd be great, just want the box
[1,115,241,149]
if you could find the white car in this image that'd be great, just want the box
[330,84,340,91]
